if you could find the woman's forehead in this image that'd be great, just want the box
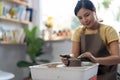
[77,8,92,16]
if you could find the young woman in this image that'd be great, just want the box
[61,0,120,80]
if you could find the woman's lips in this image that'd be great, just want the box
[85,23,90,26]
[86,21,90,25]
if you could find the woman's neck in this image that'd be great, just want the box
[87,22,100,30]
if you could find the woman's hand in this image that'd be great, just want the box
[79,52,97,63]
[61,57,69,66]
[60,54,70,66]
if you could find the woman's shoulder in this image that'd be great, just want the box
[74,25,84,33]
[100,23,115,31]
[71,25,84,42]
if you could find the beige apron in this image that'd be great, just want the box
[80,26,117,80]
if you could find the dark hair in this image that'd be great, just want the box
[74,0,95,16]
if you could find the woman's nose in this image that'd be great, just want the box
[83,17,88,23]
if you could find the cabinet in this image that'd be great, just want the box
[0,0,33,45]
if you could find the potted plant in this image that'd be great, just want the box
[17,26,49,80]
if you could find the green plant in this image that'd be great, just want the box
[17,26,49,78]
[102,0,111,9]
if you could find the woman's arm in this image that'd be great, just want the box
[72,41,81,58]
[80,41,120,65]
[95,41,120,65]
[60,41,80,66]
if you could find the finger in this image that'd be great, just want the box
[89,55,96,63]
[90,55,95,59]
[61,58,69,65]
[77,54,83,58]
[82,52,92,57]
[77,53,85,58]
[60,54,70,58]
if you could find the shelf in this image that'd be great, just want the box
[0,16,31,25]
[0,41,26,45]
[45,37,71,42]
[6,0,30,7]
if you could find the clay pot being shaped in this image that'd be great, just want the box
[68,58,81,67]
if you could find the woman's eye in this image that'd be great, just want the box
[79,17,82,20]
[78,17,82,20]
[78,13,90,20]
[84,13,89,17]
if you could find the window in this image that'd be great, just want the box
[40,0,78,31]
[39,0,120,40]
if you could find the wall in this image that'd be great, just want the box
[0,0,36,80]
[0,0,44,80]
[39,40,72,62]
[0,44,26,80]
[0,10,28,80]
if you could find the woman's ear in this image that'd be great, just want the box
[93,7,96,13]
[93,11,98,21]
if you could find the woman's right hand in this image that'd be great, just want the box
[60,54,70,66]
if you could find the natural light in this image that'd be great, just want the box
[40,0,120,34]
[40,0,78,30]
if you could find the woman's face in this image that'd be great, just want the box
[77,8,97,29]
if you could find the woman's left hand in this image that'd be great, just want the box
[78,52,97,63]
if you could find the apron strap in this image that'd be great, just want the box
[81,23,100,53]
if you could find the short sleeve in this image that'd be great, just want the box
[71,27,83,42]
[105,26,119,44]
